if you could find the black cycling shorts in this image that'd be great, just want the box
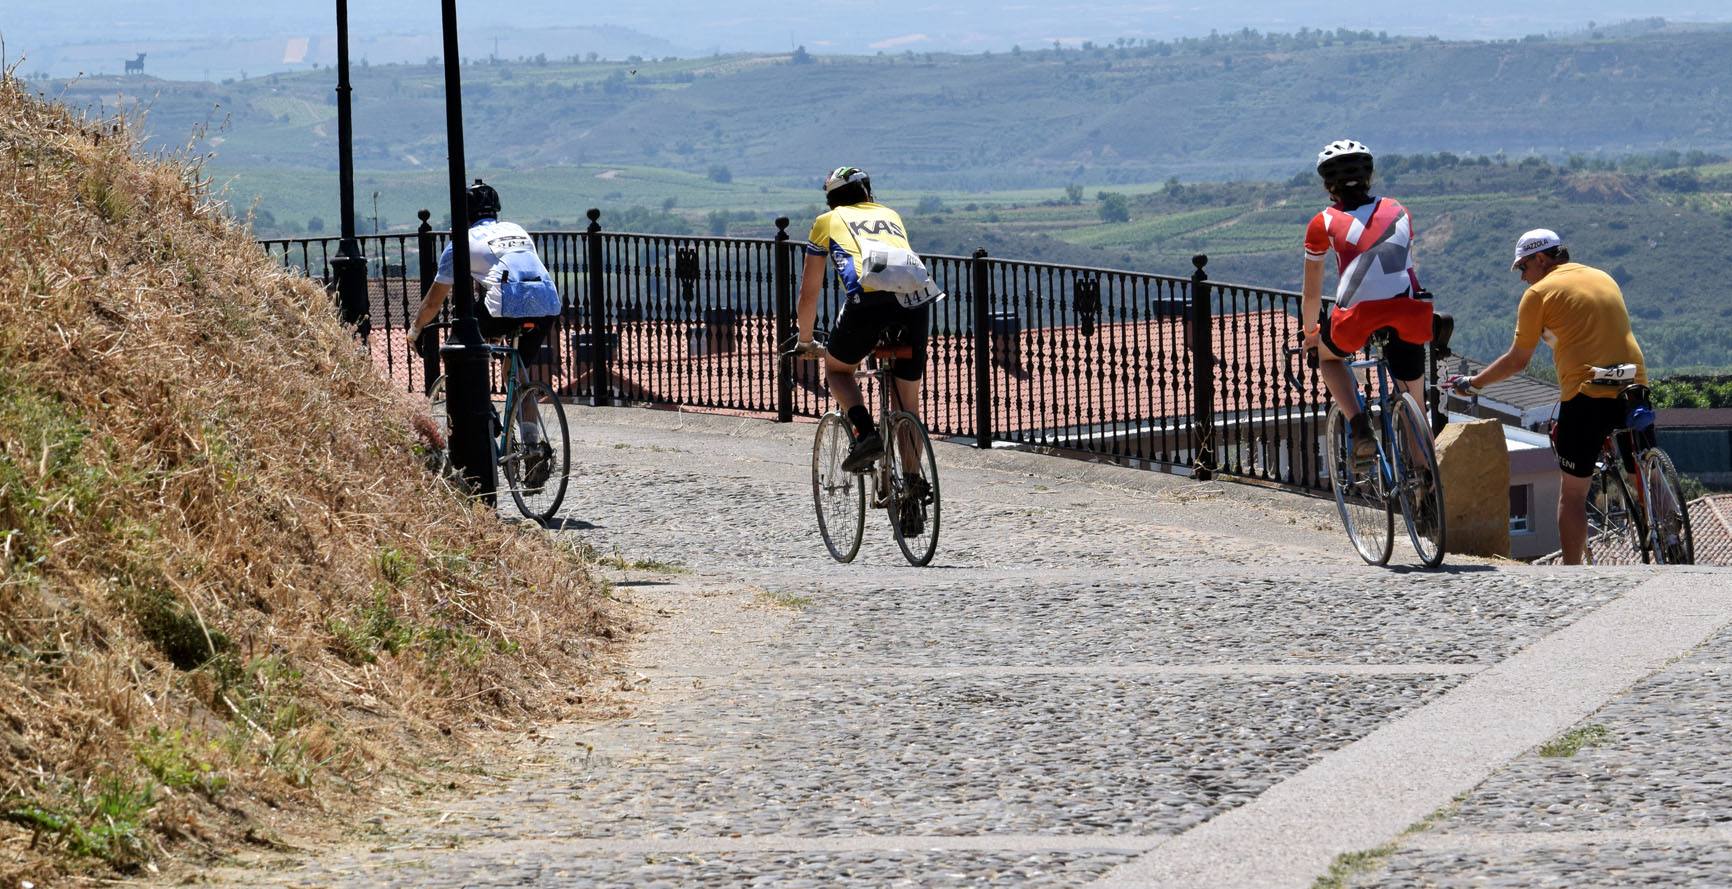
[827,295,931,382]
[1318,316,1427,382]
[1552,393,1626,478]
[477,303,558,363]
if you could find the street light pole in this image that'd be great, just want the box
[438,0,497,501]
[331,0,371,340]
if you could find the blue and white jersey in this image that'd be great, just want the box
[435,218,561,318]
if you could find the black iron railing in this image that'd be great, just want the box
[262,210,1445,495]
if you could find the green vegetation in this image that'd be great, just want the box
[757,589,815,611]
[2,776,157,869]
[51,29,1732,370]
[1654,376,1732,408]
[1539,724,1613,757]
[1312,796,1464,889]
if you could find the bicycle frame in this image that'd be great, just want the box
[1343,354,1401,487]
[864,355,915,507]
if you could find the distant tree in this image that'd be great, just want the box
[707,209,729,236]
[307,216,325,233]
[916,195,945,214]
[707,165,733,183]
[1097,192,1130,223]
[791,45,814,65]
[586,52,600,63]
[1064,183,1084,204]
[661,196,678,211]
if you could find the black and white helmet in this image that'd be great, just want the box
[1315,139,1374,186]
[823,165,873,208]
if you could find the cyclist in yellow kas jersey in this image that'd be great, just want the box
[794,166,944,473]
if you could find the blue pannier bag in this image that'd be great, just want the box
[495,252,562,317]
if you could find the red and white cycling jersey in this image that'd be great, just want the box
[1303,197,1419,308]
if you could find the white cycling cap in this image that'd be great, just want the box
[1511,228,1563,269]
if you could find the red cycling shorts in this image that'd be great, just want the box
[1324,295,1433,354]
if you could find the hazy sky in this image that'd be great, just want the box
[5,1,1732,78]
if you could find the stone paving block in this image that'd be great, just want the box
[276,849,1140,889]
[415,674,1460,844]
[1347,840,1732,888]
[1431,670,1732,835]
[748,574,1637,668]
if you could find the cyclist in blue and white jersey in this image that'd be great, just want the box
[408,180,564,483]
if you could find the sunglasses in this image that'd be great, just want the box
[1515,257,1534,273]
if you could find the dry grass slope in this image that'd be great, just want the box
[0,73,616,881]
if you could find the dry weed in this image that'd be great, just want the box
[0,71,616,882]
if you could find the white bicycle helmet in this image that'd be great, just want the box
[1315,139,1372,172]
[824,165,871,194]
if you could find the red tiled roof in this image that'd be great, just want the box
[1534,494,1732,566]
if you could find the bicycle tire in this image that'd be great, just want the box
[1640,448,1695,565]
[426,374,453,480]
[1326,402,1394,566]
[812,413,865,563]
[501,382,571,523]
[1585,460,1643,565]
[885,411,941,567]
[1391,393,1446,569]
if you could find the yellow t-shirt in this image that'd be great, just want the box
[804,202,912,301]
[1513,262,1647,400]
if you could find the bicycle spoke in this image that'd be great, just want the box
[1327,404,1394,566]
[885,412,940,567]
[1392,393,1446,568]
[811,413,865,563]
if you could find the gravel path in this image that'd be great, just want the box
[231,406,1731,888]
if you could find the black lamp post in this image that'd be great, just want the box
[437,0,497,501]
[330,0,371,340]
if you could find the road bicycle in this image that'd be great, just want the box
[786,333,941,566]
[1577,369,1694,565]
[425,321,571,523]
[1286,326,1447,568]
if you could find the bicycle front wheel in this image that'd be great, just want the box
[1640,448,1695,565]
[501,382,571,523]
[812,412,865,563]
[1585,462,1643,565]
[885,411,941,567]
[1391,393,1446,568]
[1326,403,1394,566]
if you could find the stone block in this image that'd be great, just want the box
[1436,418,1510,557]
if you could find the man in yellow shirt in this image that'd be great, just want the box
[1451,228,1647,564]
[794,166,941,476]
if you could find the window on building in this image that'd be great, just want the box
[1510,484,1533,534]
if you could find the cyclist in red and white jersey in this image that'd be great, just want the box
[1300,139,1434,458]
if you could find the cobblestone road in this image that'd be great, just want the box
[241,407,1730,888]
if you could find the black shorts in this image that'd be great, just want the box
[1552,393,1626,478]
[476,303,557,362]
[1318,316,1427,382]
[828,295,931,382]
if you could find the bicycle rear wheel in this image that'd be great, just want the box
[501,382,571,523]
[1640,448,1695,565]
[812,413,865,563]
[885,411,941,567]
[1585,462,1643,565]
[1326,403,1394,566]
[1391,393,1446,568]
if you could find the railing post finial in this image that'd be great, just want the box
[586,207,601,233]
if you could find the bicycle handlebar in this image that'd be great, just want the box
[779,331,830,361]
[1282,342,1318,392]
